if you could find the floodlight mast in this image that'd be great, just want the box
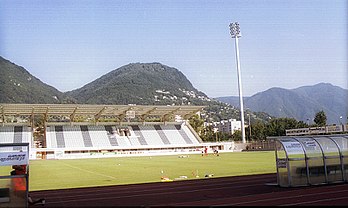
[229,22,246,144]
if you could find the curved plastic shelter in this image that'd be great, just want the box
[274,134,348,187]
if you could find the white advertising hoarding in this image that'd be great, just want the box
[282,142,304,155]
[0,151,28,166]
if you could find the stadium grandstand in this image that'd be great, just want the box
[0,104,235,160]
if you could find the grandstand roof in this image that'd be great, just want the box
[0,103,205,121]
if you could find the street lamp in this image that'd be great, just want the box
[229,22,246,143]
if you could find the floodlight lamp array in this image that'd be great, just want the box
[229,22,241,38]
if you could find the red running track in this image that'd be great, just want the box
[29,173,348,207]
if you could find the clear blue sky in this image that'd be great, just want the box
[1,0,347,97]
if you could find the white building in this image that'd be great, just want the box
[213,119,242,134]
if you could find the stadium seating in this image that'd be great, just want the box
[0,126,32,151]
[127,135,142,146]
[87,126,113,147]
[132,125,163,146]
[45,123,201,149]
[0,126,15,144]
[0,126,31,144]
[80,126,93,147]
[159,125,187,145]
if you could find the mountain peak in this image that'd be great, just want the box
[217,83,348,124]
[66,62,208,105]
[0,56,71,103]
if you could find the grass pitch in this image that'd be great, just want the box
[28,151,276,191]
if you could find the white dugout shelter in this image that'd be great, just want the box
[274,134,348,187]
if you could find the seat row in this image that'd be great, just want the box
[0,126,32,151]
[45,124,200,149]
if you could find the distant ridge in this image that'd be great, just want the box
[217,83,348,124]
[1,55,346,124]
[65,62,210,105]
[0,56,239,123]
[0,56,73,103]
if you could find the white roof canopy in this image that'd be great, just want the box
[0,103,205,122]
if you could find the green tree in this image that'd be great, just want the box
[217,132,233,142]
[200,124,215,142]
[248,120,267,141]
[265,117,308,137]
[314,110,327,126]
[188,114,205,138]
[232,130,242,141]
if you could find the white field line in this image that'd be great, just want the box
[59,161,118,180]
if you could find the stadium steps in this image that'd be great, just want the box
[80,126,93,147]
[0,126,31,151]
[63,126,85,148]
[45,127,56,148]
[13,126,23,150]
[41,123,202,150]
[154,125,170,145]
[137,125,164,145]
[0,126,14,143]
[181,125,200,144]
[55,126,66,148]
[127,136,141,146]
[130,125,148,145]
[13,126,23,143]
[115,136,131,147]
[104,126,119,146]
[87,126,112,147]
[160,125,186,144]
[175,125,193,144]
